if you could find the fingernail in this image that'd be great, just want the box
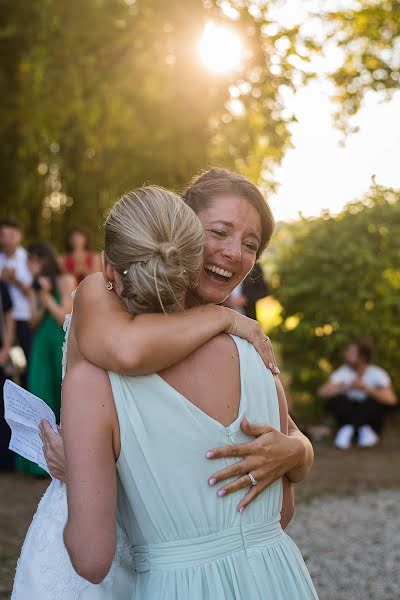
[208,477,217,486]
[268,362,273,369]
[218,489,226,497]
[206,451,214,459]
[239,506,244,513]
[274,367,280,374]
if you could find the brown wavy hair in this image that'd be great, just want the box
[182,167,274,258]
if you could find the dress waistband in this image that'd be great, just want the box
[133,518,284,573]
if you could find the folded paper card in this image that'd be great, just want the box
[4,379,58,474]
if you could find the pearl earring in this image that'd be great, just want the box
[105,281,113,291]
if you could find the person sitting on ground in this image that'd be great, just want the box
[318,337,397,450]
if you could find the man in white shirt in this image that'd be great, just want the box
[0,219,33,386]
[318,338,397,449]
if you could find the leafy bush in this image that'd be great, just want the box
[272,184,400,419]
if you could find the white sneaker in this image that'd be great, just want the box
[334,425,354,450]
[358,425,379,448]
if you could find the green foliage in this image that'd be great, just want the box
[325,0,400,130]
[0,0,308,248]
[3,0,397,252]
[272,184,400,414]
[2,0,399,249]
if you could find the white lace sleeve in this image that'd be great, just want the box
[61,290,76,381]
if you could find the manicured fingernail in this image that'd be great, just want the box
[239,506,244,513]
[206,451,214,459]
[218,489,226,497]
[274,367,280,374]
[209,477,217,486]
[268,362,273,369]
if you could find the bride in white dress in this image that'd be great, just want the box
[12,308,135,599]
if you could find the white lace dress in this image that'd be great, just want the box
[11,312,135,599]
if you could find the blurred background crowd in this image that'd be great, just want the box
[0,213,397,475]
[0,220,100,473]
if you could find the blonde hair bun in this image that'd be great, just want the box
[104,186,203,314]
[157,242,180,264]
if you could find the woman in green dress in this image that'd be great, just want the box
[16,242,75,475]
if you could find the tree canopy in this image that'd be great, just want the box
[272,183,400,417]
[0,0,305,245]
[1,0,398,248]
[326,0,400,130]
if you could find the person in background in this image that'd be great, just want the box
[226,262,269,321]
[63,226,100,284]
[318,337,397,450]
[0,278,15,470]
[0,219,33,387]
[16,242,75,475]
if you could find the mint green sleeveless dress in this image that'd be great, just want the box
[109,336,319,600]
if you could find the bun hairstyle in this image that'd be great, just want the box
[182,167,274,258]
[104,186,203,314]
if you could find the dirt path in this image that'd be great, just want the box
[1,434,399,599]
[288,488,400,600]
[296,432,400,502]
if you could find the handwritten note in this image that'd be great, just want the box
[3,380,58,474]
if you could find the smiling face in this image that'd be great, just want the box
[191,194,262,305]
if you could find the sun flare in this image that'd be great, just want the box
[198,22,242,74]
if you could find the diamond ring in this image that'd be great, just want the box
[248,472,257,486]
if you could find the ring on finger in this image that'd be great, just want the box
[247,472,257,486]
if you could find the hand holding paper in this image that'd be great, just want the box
[4,380,58,474]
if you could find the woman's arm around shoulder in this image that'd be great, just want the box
[73,273,278,375]
[62,359,120,584]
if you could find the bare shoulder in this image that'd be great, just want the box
[190,333,238,366]
[75,272,105,301]
[204,333,237,355]
[74,272,128,319]
[73,273,111,315]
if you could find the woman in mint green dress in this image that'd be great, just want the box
[62,184,319,599]
[16,242,75,475]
